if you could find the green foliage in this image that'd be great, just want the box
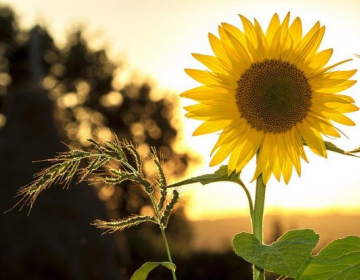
[297,236,360,280]
[15,148,91,210]
[165,154,360,280]
[167,165,242,187]
[130,262,175,280]
[16,135,180,231]
[14,138,125,211]
[167,165,254,215]
[16,135,179,279]
[322,141,359,157]
[233,229,319,277]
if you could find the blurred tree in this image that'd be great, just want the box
[0,4,196,279]
[0,5,122,279]
[0,6,17,113]
[44,27,196,272]
[43,26,195,275]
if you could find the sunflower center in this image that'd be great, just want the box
[236,59,312,133]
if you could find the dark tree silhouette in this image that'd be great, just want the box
[0,14,121,280]
[0,4,195,279]
[0,6,17,110]
[43,27,196,271]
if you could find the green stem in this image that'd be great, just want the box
[149,194,177,280]
[252,174,266,280]
[235,180,254,218]
[159,224,177,280]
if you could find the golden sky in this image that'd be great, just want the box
[3,0,360,220]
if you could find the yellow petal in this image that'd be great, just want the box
[287,142,301,176]
[301,21,321,46]
[320,123,340,137]
[180,86,228,100]
[309,70,357,88]
[290,126,308,162]
[305,114,340,137]
[253,133,276,183]
[315,80,357,94]
[312,92,355,104]
[292,27,325,65]
[325,69,357,80]
[306,49,333,70]
[210,139,237,166]
[184,103,239,119]
[208,33,231,65]
[282,155,293,184]
[192,53,229,75]
[223,29,252,69]
[211,119,250,154]
[280,12,291,31]
[228,145,242,172]
[218,26,247,75]
[297,121,327,157]
[321,111,356,126]
[239,15,258,46]
[235,129,264,172]
[193,119,231,136]
[266,13,280,43]
[313,59,353,76]
[289,17,302,46]
[185,69,237,90]
[221,22,246,45]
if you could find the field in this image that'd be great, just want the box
[191,214,360,252]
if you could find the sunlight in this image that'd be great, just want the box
[3,0,360,220]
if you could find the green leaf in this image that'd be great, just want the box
[167,165,240,188]
[303,140,359,158]
[297,236,360,280]
[233,229,319,277]
[324,141,359,158]
[130,262,175,280]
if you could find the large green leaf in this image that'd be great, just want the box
[297,236,360,280]
[233,229,319,277]
[130,262,175,280]
[167,165,241,188]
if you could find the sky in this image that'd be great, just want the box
[2,0,360,220]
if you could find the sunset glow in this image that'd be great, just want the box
[4,0,360,220]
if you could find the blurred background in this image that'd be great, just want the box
[0,0,359,279]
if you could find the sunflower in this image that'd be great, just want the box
[182,13,358,184]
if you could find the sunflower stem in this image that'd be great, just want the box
[252,174,266,280]
[236,179,254,218]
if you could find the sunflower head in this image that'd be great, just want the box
[182,13,358,184]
